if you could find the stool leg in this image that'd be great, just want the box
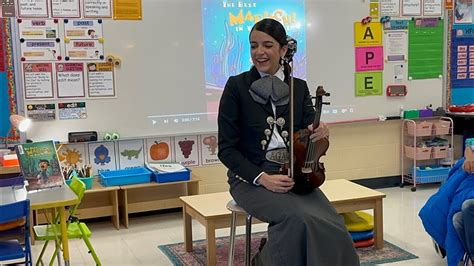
[245,215,252,266]
[228,211,238,266]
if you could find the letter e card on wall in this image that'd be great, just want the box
[355,72,383,96]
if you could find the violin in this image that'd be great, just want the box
[281,86,330,194]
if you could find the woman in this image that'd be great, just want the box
[218,18,359,265]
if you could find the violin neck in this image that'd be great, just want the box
[312,97,323,129]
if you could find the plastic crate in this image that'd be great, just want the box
[150,168,191,183]
[100,167,151,187]
[432,146,448,159]
[411,166,450,183]
[0,175,24,187]
[405,145,432,160]
[406,121,433,136]
[65,176,94,190]
[432,120,450,135]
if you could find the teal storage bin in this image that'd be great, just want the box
[65,176,94,190]
[99,167,151,187]
[412,166,450,183]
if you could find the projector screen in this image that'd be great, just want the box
[20,0,444,142]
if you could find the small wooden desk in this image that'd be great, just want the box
[180,179,386,266]
[0,185,78,266]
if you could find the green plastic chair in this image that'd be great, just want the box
[33,177,101,266]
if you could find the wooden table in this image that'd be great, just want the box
[0,185,78,266]
[180,179,386,266]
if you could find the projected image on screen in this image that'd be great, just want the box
[201,0,307,112]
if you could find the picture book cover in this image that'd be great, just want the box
[16,140,64,191]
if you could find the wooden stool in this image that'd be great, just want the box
[226,200,252,266]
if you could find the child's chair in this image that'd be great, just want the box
[34,177,101,266]
[0,199,32,265]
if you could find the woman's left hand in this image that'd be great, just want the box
[308,122,329,142]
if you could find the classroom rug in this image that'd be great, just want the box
[158,231,418,266]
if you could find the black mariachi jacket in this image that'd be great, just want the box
[217,67,315,183]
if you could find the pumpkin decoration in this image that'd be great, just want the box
[150,141,169,160]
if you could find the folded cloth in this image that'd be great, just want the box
[342,211,374,232]
[350,230,374,242]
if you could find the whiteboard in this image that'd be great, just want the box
[20,0,444,142]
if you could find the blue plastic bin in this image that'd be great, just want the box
[412,166,450,183]
[100,167,151,187]
[150,168,191,183]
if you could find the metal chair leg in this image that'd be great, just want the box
[228,211,238,266]
[245,214,252,266]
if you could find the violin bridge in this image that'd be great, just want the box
[302,162,313,174]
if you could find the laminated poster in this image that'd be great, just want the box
[146,137,174,163]
[174,135,199,167]
[118,139,145,169]
[88,141,117,175]
[23,63,54,99]
[56,63,85,98]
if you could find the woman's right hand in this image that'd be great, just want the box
[463,146,474,174]
[257,173,294,193]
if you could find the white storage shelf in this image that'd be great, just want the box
[401,117,454,192]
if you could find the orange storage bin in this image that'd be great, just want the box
[433,121,451,135]
[405,145,432,160]
[406,121,433,136]
[432,146,448,159]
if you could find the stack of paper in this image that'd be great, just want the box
[146,162,186,173]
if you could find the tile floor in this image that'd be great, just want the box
[30,184,450,265]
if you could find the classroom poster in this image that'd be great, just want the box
[56,63,85,98]
[58,102,87,120]
[455,0,473,24]
[65,40,104,60]
[117,139,145,169]
[2,0,16,17]
[146,137,174,163]
[23,63,54,99]
[380,0,400,16]
[201,0,306,91]
[354,22,382,47]
[450,24,474,105]
[87,62,115,97]
[113,0,142,20]
[370,1,380,18]
[355,72,383,97]
[200,134,220,165]
[25,103,56,121]
[384,20,409,31]
[402,0,422,16]
[57,143,88,170]
[88,141,117,175]
[174,135,199,167]
[84,0,112,18]
[18,0,48,18]
[408,19,444,80]
[64,20,104,40]
[423,0,443,16]
[18,19,58,40]
[20,40,61,61]
[384,31,408,62]
[51,0,80,18]
[355,46,384,72]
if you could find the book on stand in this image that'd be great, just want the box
[16,140,65,191]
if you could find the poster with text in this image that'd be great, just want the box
[451,25,474,88]
[58,102,87,120]
[118,139,145,169]
[455,0,473,24]
[56,63,85,98]
[64,19,104,40]
[88,141,117,175]
[87,62,115,97]
[201,0,306,91]
[354,22,382,47]
[25,103,56,121]
[174,135,199,167]
[200,134,220,165]
[65,39,104,60]
[51,0,80,18]
[57,142,88,170]
[355,72,383,97]
[384,31,408,62]
[84,0,112,18]
[380,0,400,16]
[146,137,174,163]
[20,40,61,61]
[423,0,442,16]
[113,0,142,20]
[402,0,422,16]
[2,0,16,17]
[23,63,54,99]
[355,46,384,72]
[18,0,48,18]
[19,19,59,40]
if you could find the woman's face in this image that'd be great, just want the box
[250,30,287,75]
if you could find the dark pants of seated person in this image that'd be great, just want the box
[453,199,474,262]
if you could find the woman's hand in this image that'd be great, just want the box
[463,146,474,174]
[308,122,329,142]
[257,173,294,193]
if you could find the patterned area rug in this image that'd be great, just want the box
[159,232,418,266]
